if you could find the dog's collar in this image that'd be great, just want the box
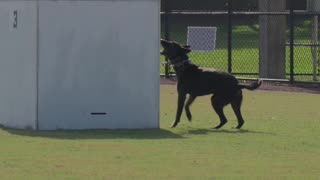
[170,58,191,68]
[169,58,193,72]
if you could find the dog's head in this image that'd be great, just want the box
[160,39,191,64]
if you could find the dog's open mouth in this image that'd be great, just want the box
[160,39,168,55]
[160,40,169,56]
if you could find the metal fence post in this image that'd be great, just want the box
[289,0,295,83]
[228,0,233,74]
[311,15,318,81]
[163,0,170,78]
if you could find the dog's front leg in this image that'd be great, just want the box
[172,93,186,128]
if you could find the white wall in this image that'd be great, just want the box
[38,0,160,130]
[0,1,37,129]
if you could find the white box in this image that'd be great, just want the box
[0,0,160,130]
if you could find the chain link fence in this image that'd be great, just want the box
[161,0,320,82]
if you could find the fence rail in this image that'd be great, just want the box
[162,11,320,15]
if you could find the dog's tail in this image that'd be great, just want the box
[238,79,262,90]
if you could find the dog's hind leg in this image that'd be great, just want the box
[172,93,186,128]
[231,90,245,129]
[185,95,196,122]
[211,95,229,129]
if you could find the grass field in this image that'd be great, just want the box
[0,85,319,179]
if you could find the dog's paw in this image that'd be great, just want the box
[234,122,244,129]
[186,114,192,122]
[171,122,178,128]
[213,122,227,129]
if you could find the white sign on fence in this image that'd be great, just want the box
[187,26,217,52]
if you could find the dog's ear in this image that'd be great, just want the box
[182,45,191,53]
[182,47,192,54]
[161,39,171,47]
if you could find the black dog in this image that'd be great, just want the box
[160,39,262,129]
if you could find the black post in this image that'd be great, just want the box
[228,0,233,73]
[289,0,294,83]
[163,0,170,78]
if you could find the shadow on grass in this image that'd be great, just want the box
[1,127,183,140]
[187,128,275,136]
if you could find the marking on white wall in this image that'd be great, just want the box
[13,10,18,28]
[90,112,108,116]
[9,9,18,30]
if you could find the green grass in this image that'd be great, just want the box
[0,86,320,179]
